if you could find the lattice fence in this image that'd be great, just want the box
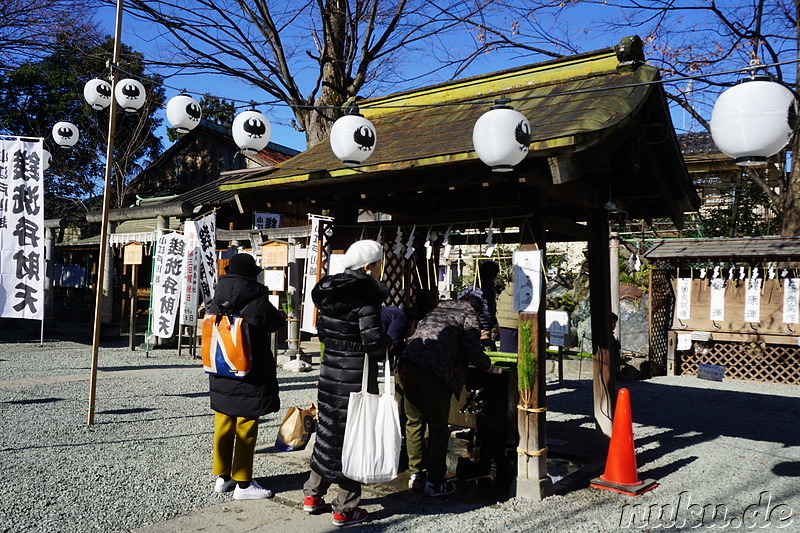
[649,269,674,376]
[678,341,800,384]
[382,247,417,309]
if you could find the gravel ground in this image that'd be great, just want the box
[1,333,799,532]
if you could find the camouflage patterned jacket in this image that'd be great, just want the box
[399,300,491,399]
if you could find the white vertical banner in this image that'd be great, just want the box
[676,278,691,320]
[180,223,199,327]
[744,278,762,323]
[512,250,543,313]
[0,139,45,320]
[151,232,185,338]
[301,216,321,334]
[783,278,800,324]
[193,212,217,306]
[709,278,725,322]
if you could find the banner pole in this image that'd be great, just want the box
[145,231,157,357]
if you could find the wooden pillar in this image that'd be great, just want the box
[43,226,55,320]
[285,237,300,358]
[514,216,553,500]
[610,230,620,340]
[100,221,115,325]
[588,211,616,459]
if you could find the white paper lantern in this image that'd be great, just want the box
[52,122,79,147]
[83,79,113,110]
[114,78,146,113]
[42,149,51,171]
[472,102,531,172]
[330,112,377,165]
[710,76,797,167]
[166,94,202,133]
[232,110,271,153]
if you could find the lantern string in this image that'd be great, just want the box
[107,56,800,114]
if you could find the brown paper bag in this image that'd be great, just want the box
[275,403,317,451]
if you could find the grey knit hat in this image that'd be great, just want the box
[341,239,383,270]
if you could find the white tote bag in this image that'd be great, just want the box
[341,351,402,484]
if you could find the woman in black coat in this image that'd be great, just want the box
[301,240,389,528]
[206,253,285,500]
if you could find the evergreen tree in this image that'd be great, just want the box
[0,34,164,218]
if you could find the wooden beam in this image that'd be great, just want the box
[545,216,593,241]
[548,154,581,185]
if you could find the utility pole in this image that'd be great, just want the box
[87,0,124,426]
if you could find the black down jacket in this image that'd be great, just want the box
[207,274,285,418]
[309,268,389,483]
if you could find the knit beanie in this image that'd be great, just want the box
[341,239,383,270]
[226,253,261,278]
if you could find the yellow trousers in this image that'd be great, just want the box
[212,412,259,482]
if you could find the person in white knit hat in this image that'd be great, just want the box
[301,239,390,527]
[339,239,384,271]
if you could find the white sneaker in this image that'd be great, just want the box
[233,480,274,500]
[214,477,236,493]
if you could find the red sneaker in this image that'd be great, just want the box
[331,507,368,527]
[303,495,325,513]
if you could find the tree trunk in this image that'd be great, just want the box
[301,106,339,148]
[781,157,800,236]
[299,0,354,148]
[786,0,800,237]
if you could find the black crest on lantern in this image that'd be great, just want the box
[97,84,112,98]
[186,103,202,120]
[515,121,531,150]
[121,83,140,99]
[243,118,266,138]
[57,127,73,139]
[353,126,375,151]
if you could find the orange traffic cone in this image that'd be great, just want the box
[590,388,657,496]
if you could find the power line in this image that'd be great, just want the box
[109,56,800,114]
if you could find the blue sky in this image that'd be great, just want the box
[94,3,625,153]
[95,2,773,154]
[96,5,308,152]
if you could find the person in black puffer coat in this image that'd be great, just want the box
[301,240,389,528]
[207,253,285,500]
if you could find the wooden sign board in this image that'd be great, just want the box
[697,363,725,382]
[264,269,285,291]
[261,241,289,268]
[123,242,144,265]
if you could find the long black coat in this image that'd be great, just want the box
[310,269,389,483]
[207,274,285,418]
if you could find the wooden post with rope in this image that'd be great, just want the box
[514,240,553,500]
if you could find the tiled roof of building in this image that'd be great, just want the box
[645,237,800,262]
